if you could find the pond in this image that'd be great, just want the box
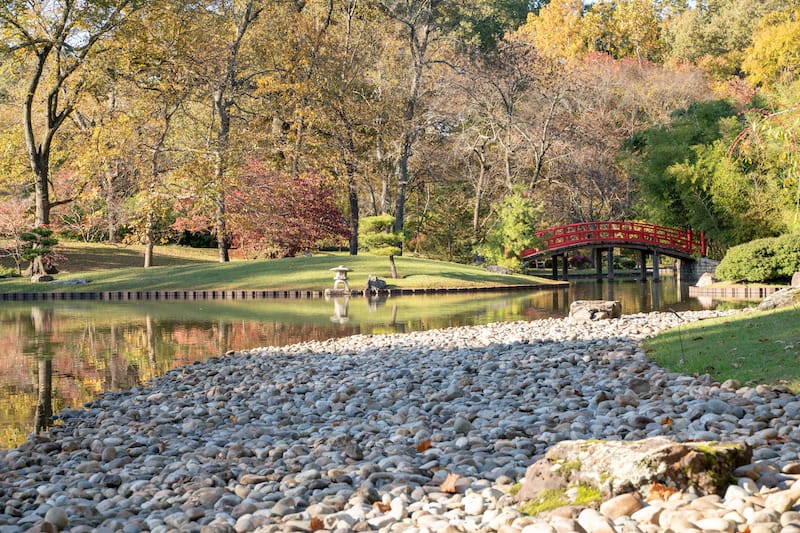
[0,279,751,449]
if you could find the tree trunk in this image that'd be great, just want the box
[144,209,154,268]
[215,190,230,262]
[389,254,398,279]
[31,306,53,434]
[348,174,359,255]
[472,155,486,238]
[213,107,231,263]
[33,166,51,227]
[34,359,53,434]
[145,314,156,372]
[106,169,118,243]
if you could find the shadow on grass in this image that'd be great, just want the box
[57,244,215,273]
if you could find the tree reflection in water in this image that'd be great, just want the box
[30,307,53,434]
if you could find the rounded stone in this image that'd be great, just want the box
[599,492,643,520]
[44,507,69,529]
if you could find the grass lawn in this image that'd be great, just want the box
[0,242,560,293]
[644,305,800,392]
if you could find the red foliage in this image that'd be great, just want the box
[228,162,350,257]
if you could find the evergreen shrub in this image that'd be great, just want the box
[716,234,800,282]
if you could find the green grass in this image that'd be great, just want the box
[644,306,800,392]
[0,242,560,293]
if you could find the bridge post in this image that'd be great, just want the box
[639,250,647,281]
[607,247,615,280]
[653,251,660,281]
[595,249,603,281]
[552,255,558,280]
[561,253,568,280]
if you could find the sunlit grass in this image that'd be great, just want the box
[645,306,800,392]
[0,243,561,293]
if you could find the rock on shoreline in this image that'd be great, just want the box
[2,309,800,532]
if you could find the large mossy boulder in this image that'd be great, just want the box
[517,437,751,508]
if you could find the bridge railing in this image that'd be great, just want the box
[522,221,706,257]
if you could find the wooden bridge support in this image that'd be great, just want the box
[594,248,603,281]
[653,251,660,282]
[607,247,615,281]
[544,246,664,281]
[551,253,570,280]
[639,250,647,281]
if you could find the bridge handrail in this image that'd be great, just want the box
[522,221,706,258]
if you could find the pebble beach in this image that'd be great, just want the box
[3,309,800,533]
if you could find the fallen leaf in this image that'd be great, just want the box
[416,440,432,453]
[661,417,673,429]
[440,472,460,493]
[647,482,678,502]
[692,336,704,341]
[373,502,391,512]
[310,517,324,531]
[759,338,770,343]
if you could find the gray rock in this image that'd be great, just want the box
[486,265,514,275]
[695,272,716,287]
[569,300,622,321]
[759,287,800,310]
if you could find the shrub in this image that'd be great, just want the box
[614,256,638,270]
[773,233,800,279]
[716,234,800,282]
[570,254,592,268]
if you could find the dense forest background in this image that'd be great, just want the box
[1,0,799,269]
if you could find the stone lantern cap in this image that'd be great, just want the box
[329,265,352,273]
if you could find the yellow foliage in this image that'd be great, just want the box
[743,10,800,87]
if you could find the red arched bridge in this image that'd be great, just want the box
[520,221,707,281]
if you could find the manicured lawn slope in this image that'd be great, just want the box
[645,306,800,392]
[0,243,558,293]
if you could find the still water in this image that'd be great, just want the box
[0,279,750,448]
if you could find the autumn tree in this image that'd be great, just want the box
[535,54,710,223]
[0,0,142,232]
[742,9,800,88]
[228,161,349,258]
[376,0,459,240]
[664,0,788,79]
[448,40,569,242]
[262,0,382,255]
[512,0,587,60]
[0,197,31,274]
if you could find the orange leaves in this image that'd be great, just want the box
[661,417,673,429]
[309,516,324,530]
[416,440,432,453]
[440,472,460,494]
[647,482,678,502]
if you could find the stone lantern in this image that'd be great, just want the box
[329,265,352,293]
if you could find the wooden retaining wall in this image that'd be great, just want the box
[688,285,781,299]
[0,283,565,302]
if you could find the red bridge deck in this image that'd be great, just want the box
[521,221,706,259]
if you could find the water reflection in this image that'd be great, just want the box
[0,279,753,449]
[329,295,350,323]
